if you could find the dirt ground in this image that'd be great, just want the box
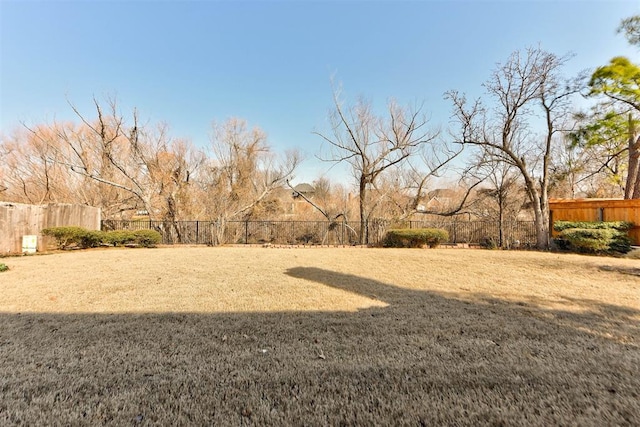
[0,247,638,425]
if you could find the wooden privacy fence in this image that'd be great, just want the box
[0,202,101,253]
[101,219,537,248]
[549,198,640,245]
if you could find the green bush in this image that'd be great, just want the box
[559,228,614,253]
[553,221,633,232]
[555,227,632,254]
[42,227,161,249]
[553,221,634,255]
[382,228,449,248]
[79,230,105,248]
[133,229,162,247]
[102,229,161,247]
[553,237,572,251]
[608,234,633,254]
[42,226,91,249]
[0,263,8,272]
[103,230,137,246]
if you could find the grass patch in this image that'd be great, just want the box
[624,248,640,260]
[0,247,638,425]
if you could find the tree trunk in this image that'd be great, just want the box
[359,177,367,245]
[632,137,640,198]
[534,214,548,249]
[523,176,549,250]
[215,217,227,245]
[626,116,640,198]
[531,197,550,250]
[498,197,504,248]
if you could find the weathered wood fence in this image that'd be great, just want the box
[0,202,101,253]
[549,198,640,245]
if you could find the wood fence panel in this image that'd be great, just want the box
[0,202,101,253]
[549,198,640,245]
[603,206,640,223]
[550,209,599,222]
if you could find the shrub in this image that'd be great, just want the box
[42,226,161,249]
[103,230,137,246]
[79,230,105,248]
[607,233,633,254]
[296,232,320,245]
[553,221,634,255]
[559,228,614,253]
[383,228,449,248]
[553,221,633,232]
[0,263,8,272]
[42,226,90,249]
[133,229,162,247]
[553,237,572,251]
[480,237,498,249]
[555,227,632,255]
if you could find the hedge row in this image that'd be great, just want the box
[382,228,449,248]
[553,221,633,232]
[42,227,161,249]
[553,221,633,255]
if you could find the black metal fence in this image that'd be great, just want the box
[101,219,537,248]
[407,220,537,248]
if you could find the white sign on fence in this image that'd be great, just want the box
[22,235,37,254]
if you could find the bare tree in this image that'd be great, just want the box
[201,118,300,243]
[2,99,297,240]
[448,47,581,249]
[470,157,523,247]
[0,126,75,205]
[46,97,158,217]
[316,87,453,244]
[43,97,208,225]
[284,178,359,244]
[2,96,206,227]
[381,144,481,223]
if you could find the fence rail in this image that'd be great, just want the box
[101,219,537,248]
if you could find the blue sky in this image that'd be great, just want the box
[1,0,639,183]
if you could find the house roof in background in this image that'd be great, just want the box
[293,183,315,194]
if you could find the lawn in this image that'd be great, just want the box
[0,247,638,425]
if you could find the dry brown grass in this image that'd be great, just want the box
[0,247,638,425]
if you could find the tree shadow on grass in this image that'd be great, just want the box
[0,267,638,426]
[286,266,640,347]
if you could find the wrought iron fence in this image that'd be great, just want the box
[101,219,537,248]
[407,220,536,248]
